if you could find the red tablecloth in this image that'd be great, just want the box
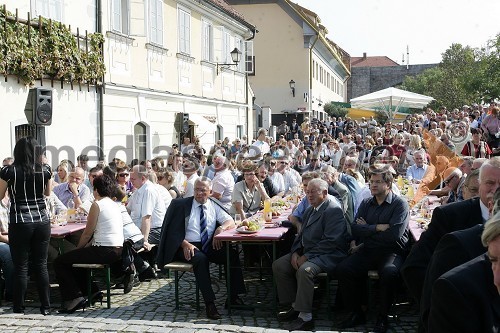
[215,226,289,242]
[50,222,86,238]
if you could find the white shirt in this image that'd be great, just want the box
[93,197,124,247]
[268,172,285,193]
[212,168,235,210]
[155,183,172,208]
[185,199,232,243]
[252,140,270,155]
[480,199,490,222]
[183,173,199,198]
[127,180,166,229]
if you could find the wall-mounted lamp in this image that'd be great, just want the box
[289,80,295,97]
[216,48,242,75]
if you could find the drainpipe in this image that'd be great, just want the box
[245,31,256,141]
[96,0,105,161]
[309,34,319,119]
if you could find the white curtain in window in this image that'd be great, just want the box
[178,9,190,54]
[33,0,62,21]
[149,0,163,45]
[202,20,212,61]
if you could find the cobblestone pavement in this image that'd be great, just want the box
[0,266,419,332]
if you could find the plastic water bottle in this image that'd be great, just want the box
[67,198,76,222]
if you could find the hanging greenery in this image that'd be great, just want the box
[0,7,105,86]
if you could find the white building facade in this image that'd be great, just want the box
[227,0,350,126]
[0,0,255,166]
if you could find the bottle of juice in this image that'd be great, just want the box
[263,199,272,223]
[67,198,76,222]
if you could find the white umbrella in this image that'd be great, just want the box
[350,87,434,120]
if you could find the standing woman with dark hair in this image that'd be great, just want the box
[0,137,53,315]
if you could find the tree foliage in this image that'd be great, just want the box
[401,34,500,108]
[323,102,349,118]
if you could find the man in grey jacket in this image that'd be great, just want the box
[272,178,349,331]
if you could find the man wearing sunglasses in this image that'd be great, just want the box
[440,167,466,205]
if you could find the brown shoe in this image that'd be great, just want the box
[205,302,221,320]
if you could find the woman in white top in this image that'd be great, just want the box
[54,175,124,314]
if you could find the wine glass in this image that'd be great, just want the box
[234,214,242,227]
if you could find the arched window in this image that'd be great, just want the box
[134,122,147,162]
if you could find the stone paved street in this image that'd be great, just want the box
[0,265,419,332]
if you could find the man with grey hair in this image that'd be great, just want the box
[53,166,91,210]
[406,150,428,183]
[402,157,500,309]
[321,165,354,225]
[419,187,500,332]
[273,178,349,331]
[426,196,500,332]
[157,177,244,320]
[472,157,488,171]
[277,156,301,195]
[128,165,166,280]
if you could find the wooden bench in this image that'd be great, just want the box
[72,263,111,309]
[164,262,200,310]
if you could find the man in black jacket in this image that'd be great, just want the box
[427,209,500,332]
[402,157,500,305]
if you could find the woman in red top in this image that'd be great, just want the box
[461,128,492,158]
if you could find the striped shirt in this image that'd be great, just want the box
[0,164,52,224]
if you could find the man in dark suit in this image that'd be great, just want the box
[402,157,500,305]
[427,210,500,332]
[157,177,245,320]
[420,187,500,332]
[337,164,410,333]
[272,178,349,331]
[419,224,485,332]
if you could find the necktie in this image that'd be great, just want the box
[199,204,209,253]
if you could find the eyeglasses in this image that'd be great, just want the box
[157,176,164,181]
[270,162,276,166]
[118,173,129,177]
[151,163,157,167]
[310,159,318,162]
[244,173,256,177]
[280,161,288,165]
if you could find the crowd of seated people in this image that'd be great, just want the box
[0,102,499,331]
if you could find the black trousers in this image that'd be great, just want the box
[9,221,51,311]
[54,246,122,301]
[336,247,405,315]
[173,241,246,303]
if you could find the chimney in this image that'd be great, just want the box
[363,52,367,59]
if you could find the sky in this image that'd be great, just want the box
[293,0,500,65]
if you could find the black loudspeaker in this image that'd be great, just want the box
[33,88,53,126]
[182,113,189,133]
